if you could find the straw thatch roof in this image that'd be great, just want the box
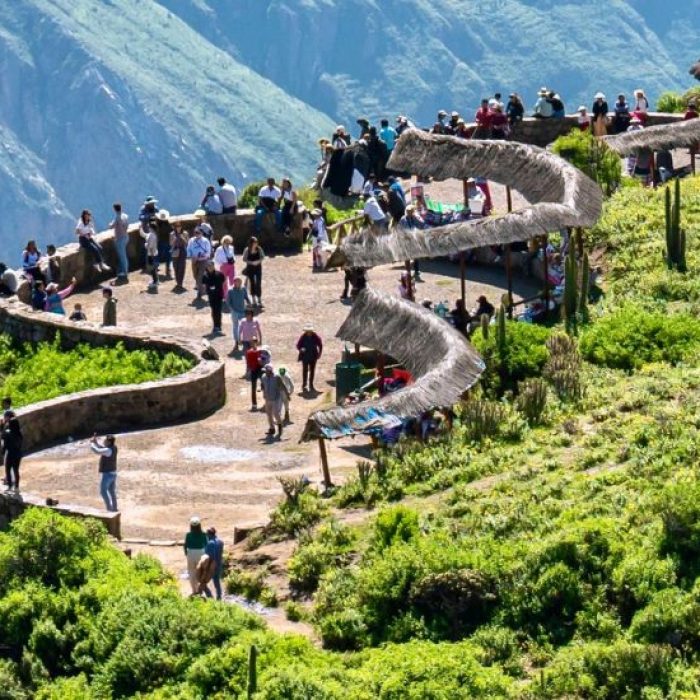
[605,117,700,156]
[328,129,603,269]
[300,287,485,441]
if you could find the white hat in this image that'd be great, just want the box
[194,208,206,217]
[190,516,200,526]
[311,208,322,217]
[594,92,605,99]
[264,363,273,371]
[577,105,587,112]
[303,324,314,332]
[451,111,459,117]
[156,209,170,221]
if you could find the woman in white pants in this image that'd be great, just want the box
[184,516,208,595]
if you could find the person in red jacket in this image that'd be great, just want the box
[245,338,264,410]
[473,99,493,138]
[296,325,323,394]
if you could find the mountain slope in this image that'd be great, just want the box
[0,0,334,260]
[161,0,688,129]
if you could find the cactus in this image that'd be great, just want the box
[247,645,258,699]
[496,304,506,354]
[543,334,583,401]
[516,378,548,425]
[563,237,578,333]
[578,252,590,322]
[480,313,490,339]
[665,179,687,272]
[460,398,504,441]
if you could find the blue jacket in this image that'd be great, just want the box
[226,287,251,314]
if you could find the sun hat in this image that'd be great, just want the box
[144,195,157,204]
[264,363,273,371]
[437,109,447,117]
[630,116,642,124]
[577,105,587,112]
[594,92,605,99]
[311,208,322,217]
[451,111,459,117]
[156,209,170,220]
[303,324,314,331]
[190,516,200,526]
[194,208,206,217]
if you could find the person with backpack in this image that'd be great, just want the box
[184,516,208,596]
[1,411,23,492]
[21,240,44,283]
[386,176,406,224]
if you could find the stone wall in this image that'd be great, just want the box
[508,112,684,149]
[32,209,304,296]
[0,296,225,453]
[0,491,121,539]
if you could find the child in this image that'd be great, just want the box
[69,303,87,321]
[102,287,117,326]
[141,221,159,289]
[44,244,60,284]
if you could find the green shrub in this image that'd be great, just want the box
[579,306,700,370]
[0,334,192,408]
[372,506,420,551]
[472,320,551,394]
[269,488,327,538]
[238,181,266,209]
[656,91,686,113]
[552,128,621,195]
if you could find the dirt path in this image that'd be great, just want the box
[21,179,537,552]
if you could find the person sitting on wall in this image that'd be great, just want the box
[474,99,493,138]
[0,263,18,297]
[43,245,60,285]
[31,279,46,310]
[506,93,525,126]
[548,91,565,119]
[201,185,223,216]
[21,240,45,283]
[255,177,282,233]
[685,102,699,120]
[217,177,238,214]
[45,277,77,315]
[577,106,591,131]
[533,87,553,118]
[613,94,631,134]
[490,104,510,139]
[632,88,649,124]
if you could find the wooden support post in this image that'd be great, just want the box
[459,251,466,309]
[505,186,514,317]
[462,178,469,206]
[541,235,550,319]
[318,437,332,489]
[404,260,414,301]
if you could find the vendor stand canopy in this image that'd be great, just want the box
[301,287,485,441]
[604,117,700,156]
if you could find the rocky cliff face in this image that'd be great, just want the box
[0,0,334,260]
[161,0,694,131]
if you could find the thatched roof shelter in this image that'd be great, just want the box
[605,117,700,156]
[300,287,485,441]
[328,129,603,269]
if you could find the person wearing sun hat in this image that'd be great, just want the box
[533,87,553,118]
[577,105,591,131]
[184,516,208,596]
[591,91,609,137]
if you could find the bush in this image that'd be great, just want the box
[238,181,266,209]
[472,320,551,394]
[656,91,686,113]
[552,128,621,195]
[269,485,327,538]
[579,306,700,370]
[372,506,420,551]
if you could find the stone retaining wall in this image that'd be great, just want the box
[0,491,121,539]
[508,112,684,149]
[0,296,225,453]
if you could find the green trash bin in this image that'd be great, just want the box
[335,362,362,404]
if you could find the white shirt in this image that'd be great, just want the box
[187,235,212,260]
[218,183,238,208]
[141,228,158,256]
[363,197,386,222]
[214,243,235,265]
[258,185,281,200]
[282,188,296,202]
[75,220,95,238]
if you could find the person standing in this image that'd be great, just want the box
[379,118,397,153]
[102,287,117,326]
[296,325,323,394]
[202,261,225,335]
[202,526,224,600]
[214,235,236,295]
[238,308,262,351]
[260,364,289,439]
[226,277,251,353]
[1,411,23,492]
[169,221,188,291]
[242,237,265,307]
[76,209,110,272]
[278,367,294,424]
[186,226,212,299]
[90,434,118,512]
[310,209,329,269]
[279,178,298,236]
[217,177,238,215]
[184,516,208,596]
[109,202,130,282]
[246,338,263,411]
[141,221,159,290]
[591,92,609,137]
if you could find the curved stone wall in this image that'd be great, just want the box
[0,296,225,453]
